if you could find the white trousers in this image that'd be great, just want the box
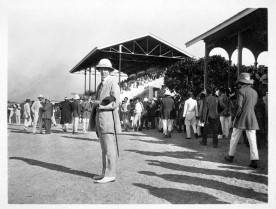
[220,116,231,137]
[15,114,21,124]
[51,115,57,126]
[72,117,79,133]
[83,118,89,132]
[9,112,14,123]
[229,128,259,160]
[133,113,141,129]
[32,113,39,133]
[63,123,69,131]
[24,117,32,128]
[162,119,173,135]
[185,113,197,138]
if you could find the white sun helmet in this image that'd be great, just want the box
[96,58,114,71]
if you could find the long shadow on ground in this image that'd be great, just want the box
[138,171,267,202]
[146,160,267,185]
[9,157,96,179]
[133,183,228,204]
[9,130,33,134]
[126,149,206,160]
[126,149,268,174]
[61,135,98,142]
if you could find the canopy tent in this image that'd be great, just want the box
[185,8,267,89]
[69,34,192,93]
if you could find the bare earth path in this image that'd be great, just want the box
[8,124,268,204]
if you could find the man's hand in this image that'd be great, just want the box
[99,102,115,110]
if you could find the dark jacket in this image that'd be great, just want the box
[41,102,53,119]
[202,94,219,122]
[160,96,175,119]
[60,100,72,124]
[218,94,232,117]
[71,100,81,117]
[233,85,259,130]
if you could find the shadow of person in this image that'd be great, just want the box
[126,149,205,160]
[138,171,267,202]
[147,160,268,184]
[61,135,98,142]
[133,183,228,204]
[9,157,96,179]
[9,130,33,134]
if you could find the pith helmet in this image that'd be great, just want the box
[74,94,80,100]
[96,58,114,71]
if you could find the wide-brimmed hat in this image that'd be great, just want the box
[74,94,80,100]
[238,73,254,84]
[38,94,44,98]
[96,58,114,71]
[25,99,30,102]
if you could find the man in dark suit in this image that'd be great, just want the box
[200,87,219,148]
[41,97,53,134]
[225,73,260,168]
[60,97,72,132]
[161,89,175,138]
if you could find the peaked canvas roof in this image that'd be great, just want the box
[70,34,192,75]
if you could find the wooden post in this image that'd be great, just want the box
[237,31,243,78]
[94,67,97,92]
[119,45,122,89]
[204,41,209,91]
[89,67,91,92]
[84,69,87,95]
[228,60,232,89]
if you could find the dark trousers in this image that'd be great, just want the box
[148,115,155,129]
[202,117,219,145]
[43,118,52,133]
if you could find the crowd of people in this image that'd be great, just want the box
[7,94,95,135]
[120,69,165,91]
[118,70,268,168]
[7,61,268,172]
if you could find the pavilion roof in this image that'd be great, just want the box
[70,34,192,75]
[185,8,267,58]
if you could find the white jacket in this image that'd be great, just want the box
[183,98,198,118]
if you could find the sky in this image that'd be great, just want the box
[7,0,271,102]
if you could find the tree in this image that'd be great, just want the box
[164,55,235,97]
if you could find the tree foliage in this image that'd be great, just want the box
[164,55,236,97]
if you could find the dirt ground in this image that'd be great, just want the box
[8,124,268,204]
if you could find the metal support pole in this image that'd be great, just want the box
[237,31,243,78]
[84,69,87,95]
[228,60,232,89]
[94,67,97,92]
[254,54,258,70]
[89,67,91,92]
[204,41,209,91]
[119,44,122,89]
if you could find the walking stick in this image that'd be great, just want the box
[112,110,119,157]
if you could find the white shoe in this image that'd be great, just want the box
[94,177,116,184]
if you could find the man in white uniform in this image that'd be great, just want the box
[183,92,198,139]
[23,99,32,130]
[31,95,43,134]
